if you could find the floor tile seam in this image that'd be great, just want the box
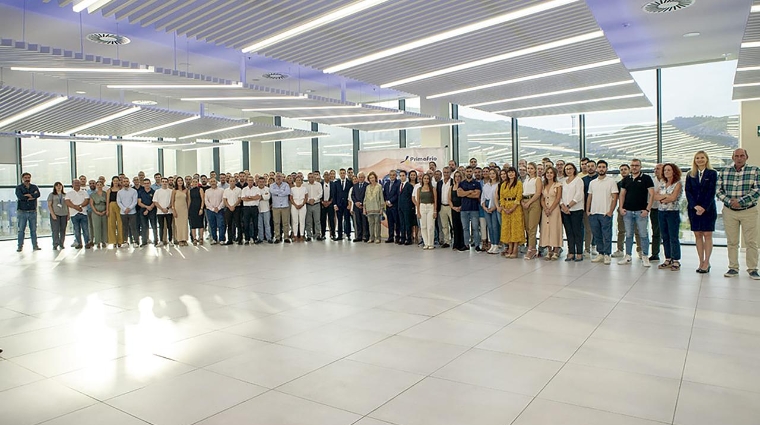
[520,275,642,423]
[515,396,674,425]
[31,401,153,425]
[678,378,760,395]
[671,277,703,424]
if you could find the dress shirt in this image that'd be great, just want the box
[223,186,242,208]
[65,188,89,216]
[323,180,332,201]
[291,185,308,206]
[204,187,225,211]
[306,182,323,204]
[561,177,585,211]
[717,163,760,209]
[151,183,161,191]
[270,182,291,208]
[480,182,499,209]
[441,178,451,205]
[15,183,40,211]
[116,187,138,215]
[241,186,261,207]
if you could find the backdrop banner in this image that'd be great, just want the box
[358,147,446,178]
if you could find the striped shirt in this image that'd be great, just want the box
[717,164,760,209]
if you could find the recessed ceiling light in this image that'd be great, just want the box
[241,0,391,53]
[75,91,87,94]
[73,0,113,13]
[427,58,620,99]
[323,0,580,73]
[381,31,605,88]
[86,33,130,45]
[683,32,700,37]
[132,100,158,105]
[753,4,760,13]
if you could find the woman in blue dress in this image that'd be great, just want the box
[685,151,717,273]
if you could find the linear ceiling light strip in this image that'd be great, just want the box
[296,111,404,120]
[222,129,293,141]
[0,96,68,128]
[492,93,644,114]
[242,105,362,112]
[324,0,579,73]
[427,58,621,99]
[241,0,392,53]
[11,67,153,73]
[381,31,604,88]
[181,95,307,101]
[178,122,254,140]
[107,84,243,89]
[64,107,142,134]
[465,80,634,108]
[125,116,201,137]
[366,122,461,133]
[333,117,436,126]
[73,0,113,13]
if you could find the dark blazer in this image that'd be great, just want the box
[383,179,401,207]
[398,181,414,209]
[351,181,367,209]
[332,178,352,208]
[685,168,717,213]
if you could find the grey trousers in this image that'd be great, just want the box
[305,203,321,237]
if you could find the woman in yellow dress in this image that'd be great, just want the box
[499,167,525,258]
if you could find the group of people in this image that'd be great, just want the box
[13,148,760,278]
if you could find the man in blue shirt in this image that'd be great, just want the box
[457,166,483,252]
[151,173,162,191]
[15,172,41,252]
[137,178,158,247]
[270,173,292,243]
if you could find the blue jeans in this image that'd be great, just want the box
[206,209,226,242]
[460,210,480,248]
[257,210,272,242]
[70,213,90,247]
[623,210,650,256]
[589,214,613,255]
[659,210,681,260]
[485,209,500,245]
[17,210,38,248]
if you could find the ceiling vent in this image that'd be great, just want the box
[86,33,131,45]
[262,72,289,80]
[642,0,695,13]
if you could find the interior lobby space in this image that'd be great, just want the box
[2,0,760,424]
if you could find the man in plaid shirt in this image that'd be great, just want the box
[717,148,760,279]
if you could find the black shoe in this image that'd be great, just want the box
[724,269,739,278]
[385,239,394,243]
[441,243,450,248]
[475,246,485,252]
[237,241,244,245]
[140,243,148,247]
[457,247,469,252]
[267,240,274,244]
[16,247,22,252]
[404,241,412,245]
[353,238,361,242]
[649,255,660,261]
[305,237,312,242]
[284,238,291,243]
[223,241,233,245]
[254,240,263,244]
[274,239,282,244]
[244,241,250,245]
[334,236,343,241]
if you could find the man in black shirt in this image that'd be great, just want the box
[15,172,41,252]
[582,160,598,256]
[618,159,655,267]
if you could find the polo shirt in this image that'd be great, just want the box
[582,173,598,207]
[241,186,261,207]
[223,186,242,208]
[137,187,155,213]
[65,188,89,216]
[621,173,654,211]
[459,179,482,212]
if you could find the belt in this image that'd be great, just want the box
[441,203,449,206]
[523,194,534,197]
[730,205,756,211]
[506,197,516,201]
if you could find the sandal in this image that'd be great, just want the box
[524,248,537,260]
[658,260,673,270]
[671,261,681,271]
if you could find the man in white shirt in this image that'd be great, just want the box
[586,160,619,265]
[223,180,243,245]
[305,172,324,241]
[241,176,261,245]
[320,171,335,240]
[437,167,453,248]
[65,179,90,249]
[153,178,173,246]
[204,178,226,244]
[256,176,273,243]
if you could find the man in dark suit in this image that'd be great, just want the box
[383,169,401,243]
[351,172,369,242]
[397,170,414,245]
[332,168,353,240]
[320,171,335,239]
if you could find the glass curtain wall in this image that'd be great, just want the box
[280,117,313,174]
[163,149,177,176]
[76,143,118,181]
[319,124,354,172]
[518,115,580,166]
[122,146,159,178]
[458,106,512,167]
[219,141,243,173]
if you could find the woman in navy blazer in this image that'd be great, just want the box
[685,151,717,273]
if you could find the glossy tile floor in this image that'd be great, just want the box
[1,239,759,425]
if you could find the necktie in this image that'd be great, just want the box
[699,171,703,182]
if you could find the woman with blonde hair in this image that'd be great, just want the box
[685,150,717,273]
[521,162,544,259]
[499,167,525,258]
[364,171,385,243]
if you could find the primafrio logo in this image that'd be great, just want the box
[401,155,438,164]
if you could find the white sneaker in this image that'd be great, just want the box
[583,250,591,258]
[591,248,598,256]
[604,255,611,265]
[642,256,651,267]
[637,251,643,259]
[591,255,604,263]
[618,254,632,265]
[611,250,624,258]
